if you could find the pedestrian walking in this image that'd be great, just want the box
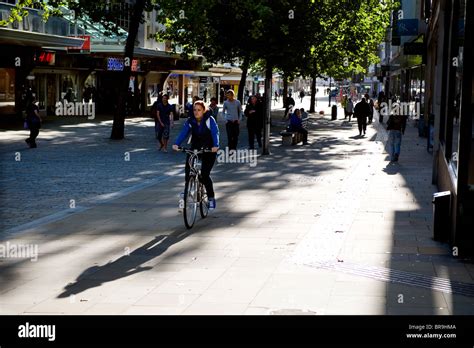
[284,94,296,120]
[299,89,305,103]
[244,96,263,149]
[386,103,408,162]
[220,88,225,104]
[345,97,354,122]
[203,88,208,103]
[353,97,371,136]
[365,93,375,124]
[342,95,348,119]
[245,89,250,104]
[377,91,387,123]
[209,97,219,120]
[126,87,134,115]
[156,94,175,152]
[25,97,42,148]
[223,90,242,150]
[186,96,199,119]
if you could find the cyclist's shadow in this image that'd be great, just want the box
[57,229,193,298]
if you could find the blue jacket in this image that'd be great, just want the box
[290,113,303,128]
[174,111,219,149]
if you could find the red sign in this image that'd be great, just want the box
[36,51,55,65]
[67,35,91,54]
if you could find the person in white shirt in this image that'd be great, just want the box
[222,90,242,150]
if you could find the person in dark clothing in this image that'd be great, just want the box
[173,100,220,210]
[386,103,408,162]
[186,96,200,119]
[126,87,134,115]
[284,94,296,120]
[354,97,371,136]
[377,91,386,123]
[25,97,42,148]
[220,88,225,104]
[365,93,375,124]
[245,96,263,149]
[156,94,175,152]
[64,88,74,103]
[289,109,308,145]
[299,89,305,103]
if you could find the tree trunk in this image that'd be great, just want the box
[110,0,146,140]
[237,54,250,104]
[309,74,317,113]
[262,62,273,156]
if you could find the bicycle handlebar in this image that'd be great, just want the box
[176,147,214,154]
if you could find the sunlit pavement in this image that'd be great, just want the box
[1,94,473,315]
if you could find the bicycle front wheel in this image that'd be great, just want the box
[183,175,198,229]
[199,182,209,218]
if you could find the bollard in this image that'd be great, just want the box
[331,105,337,120]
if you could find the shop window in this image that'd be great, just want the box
[445,0,465,175]
[32,17,42,33]
[60,22,67,36]
[23,17,30,31]
[0,69,15,115]
[61,75,78,102]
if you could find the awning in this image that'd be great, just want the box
[0,27,84,47]
[90,44,185,59]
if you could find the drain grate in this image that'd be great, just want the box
[306,261,474,297]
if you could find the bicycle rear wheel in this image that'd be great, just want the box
[183,175,198,229]
[199,182,209,218]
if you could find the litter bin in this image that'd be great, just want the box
[331,105,337,120]
[432,191,451,242]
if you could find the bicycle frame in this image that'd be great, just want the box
[178,147,213,229]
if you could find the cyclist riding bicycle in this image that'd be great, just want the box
[172,100,220,210]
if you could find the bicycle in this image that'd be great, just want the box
[177,147,214,229]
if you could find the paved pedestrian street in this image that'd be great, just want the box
[1,101,473,315]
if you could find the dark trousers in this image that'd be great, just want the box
[247,121,262,149]
[357,116,367,134]
[292,126,308,143]
[185,152,217,198]
[368,113,373,123]
[27,127,40,147]
[226,121,240,150]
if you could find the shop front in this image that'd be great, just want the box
[427,0,473,256]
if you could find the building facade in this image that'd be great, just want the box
[425,0,473,256]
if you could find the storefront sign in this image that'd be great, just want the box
[394,19,418,36]
[67,35,91,54]
[199,77,209,83]
[107,58,140,71]
[35,51,55,65]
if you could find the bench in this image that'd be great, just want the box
[280,118,308,146]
